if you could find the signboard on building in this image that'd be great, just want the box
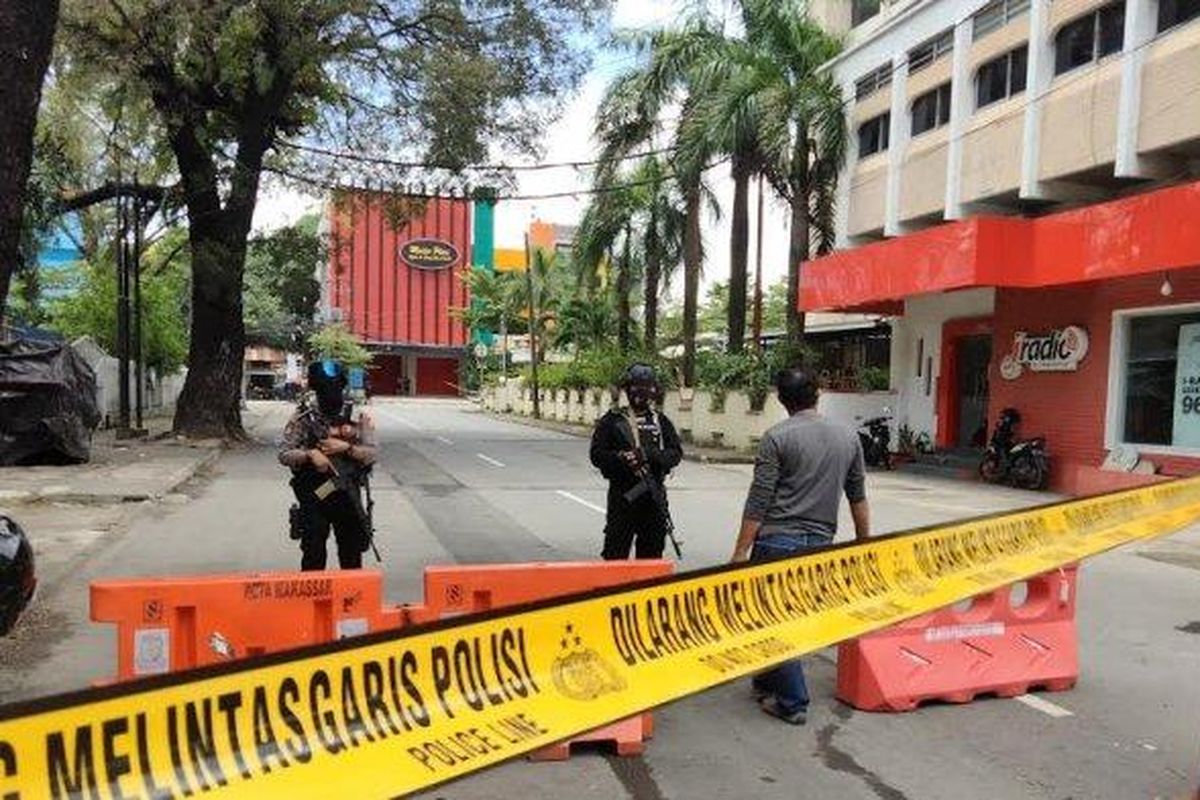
[999,326,1089,380]
[1172,323,1200,447]
[399,238,460,270]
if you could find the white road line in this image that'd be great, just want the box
[435,436,454,446]
[476,453,506,468]
[1014,694,1074,718]
[376,408,422,431]
[556,490,605,514]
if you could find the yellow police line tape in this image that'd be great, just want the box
[4,478,1200,799]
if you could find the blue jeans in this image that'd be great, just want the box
[750,532,831,714]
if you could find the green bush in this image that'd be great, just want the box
[859,366,890,392]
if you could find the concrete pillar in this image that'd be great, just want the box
[1115,0,1159,177]
[834,79,858,249]
[1020,0,1054,200]
[943,16,974,220]
[884,54,910,237]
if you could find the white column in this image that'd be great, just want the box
[884,54,910,237]
[834,79,857,249]
[1019,0,1054,200]
[943,17,975,220]
[1115,0,1158,177]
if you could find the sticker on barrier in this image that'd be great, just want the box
[2,478,1200,799]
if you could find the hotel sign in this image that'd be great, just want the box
[999,325,1089,380]
[400,238,460,270]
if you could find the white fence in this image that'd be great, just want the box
[482,381,896,452]
[72,337,186,427]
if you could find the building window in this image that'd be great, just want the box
[853,0,882,27]
[909,29,954,74]
[976,46,1028,109]
[973,0,1031,41]
[858,113,890,158]
[911,83,953,136]
[1055,2,1126,76]
[855,63,893,102]
[1118,309,1200,449]
[1159,0,1200,32]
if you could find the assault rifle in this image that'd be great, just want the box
[620,410,684,559]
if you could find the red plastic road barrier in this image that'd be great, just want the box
[91,570,404,682]
[836,566,1079,712]
[404,560,673,759]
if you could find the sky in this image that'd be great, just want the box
[252,0,797,300]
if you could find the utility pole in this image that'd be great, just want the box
[752,174,765,351]
[133,176,145,433]
[115,182,132,437]
[524,232,540,419]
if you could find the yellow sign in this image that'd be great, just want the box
[3,479,1200,799]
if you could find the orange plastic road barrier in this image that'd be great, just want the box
[404,560,673,759]
[836,566,1079,712]
[91,570,403,682]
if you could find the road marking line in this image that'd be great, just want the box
[1014,694,1073,718]
[377,408,422,431]
[435,436,454,446]
[556,490,605,514]
[476,453,506,468]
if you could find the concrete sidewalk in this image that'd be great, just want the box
[0,403,278,506]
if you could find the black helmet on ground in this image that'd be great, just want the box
[0,516,36,636]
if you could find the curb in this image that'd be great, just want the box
[479,410,756,465]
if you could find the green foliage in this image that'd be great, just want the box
[244,215,325,349]
[453,268,527,337]
[307,323,371,369]
[47,256,189,373]
[859,366,890,392]
[523,346,678,394]
[897,425,933,456]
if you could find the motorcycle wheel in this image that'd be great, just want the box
[1010,453,1048,491]
[978,452,1003,483]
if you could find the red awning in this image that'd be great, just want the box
[801,180,1200,312]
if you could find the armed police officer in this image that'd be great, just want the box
[589,364,683,560]
[279,360,377,571]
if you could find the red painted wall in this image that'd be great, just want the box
[329,193,471,348]
[415,357,459,396]
[989,272,1200,490]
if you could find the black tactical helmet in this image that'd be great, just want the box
[0,516,36,636]
[621,363,657,388]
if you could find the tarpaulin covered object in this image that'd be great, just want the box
[0,339,101,465]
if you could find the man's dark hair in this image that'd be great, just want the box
[776,368,818,412]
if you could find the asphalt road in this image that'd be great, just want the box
[6,398,1200,799]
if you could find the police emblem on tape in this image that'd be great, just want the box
[551,623,626,701]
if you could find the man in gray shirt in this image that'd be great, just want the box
[731,368,870,725]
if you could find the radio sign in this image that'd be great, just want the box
[400,238,459,270]
[999,325,1089,380]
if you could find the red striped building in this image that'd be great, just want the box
[326,193,473,396]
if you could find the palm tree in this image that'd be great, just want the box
[575,155,685,354]
[727,0,846,344]
[454,268,525,371]
[592,18,724,383]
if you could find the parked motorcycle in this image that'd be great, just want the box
[978,408,1049,490]
[858,412,893,470]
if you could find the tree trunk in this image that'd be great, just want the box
[727,154,751,354]
[616,226,632,353]
[0,0,60,323]
[173,216,249,438]
[643,208,660,353]
[786,131,811,346]
[682,184,702,387]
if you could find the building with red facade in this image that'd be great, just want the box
[802,179,1200,495]
[323,192,489,396]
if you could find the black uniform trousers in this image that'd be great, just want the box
[601,491,668,560]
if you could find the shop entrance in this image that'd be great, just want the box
[937,317,993,450]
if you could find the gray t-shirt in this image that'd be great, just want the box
[742,410,866,539]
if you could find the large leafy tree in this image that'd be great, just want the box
[244,215,324,350]
[58,0,609,438]
[0,0,61,324]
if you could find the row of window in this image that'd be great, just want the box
[856,0,1200,104]
[854,0,1200,159]
[852,0,881,27]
